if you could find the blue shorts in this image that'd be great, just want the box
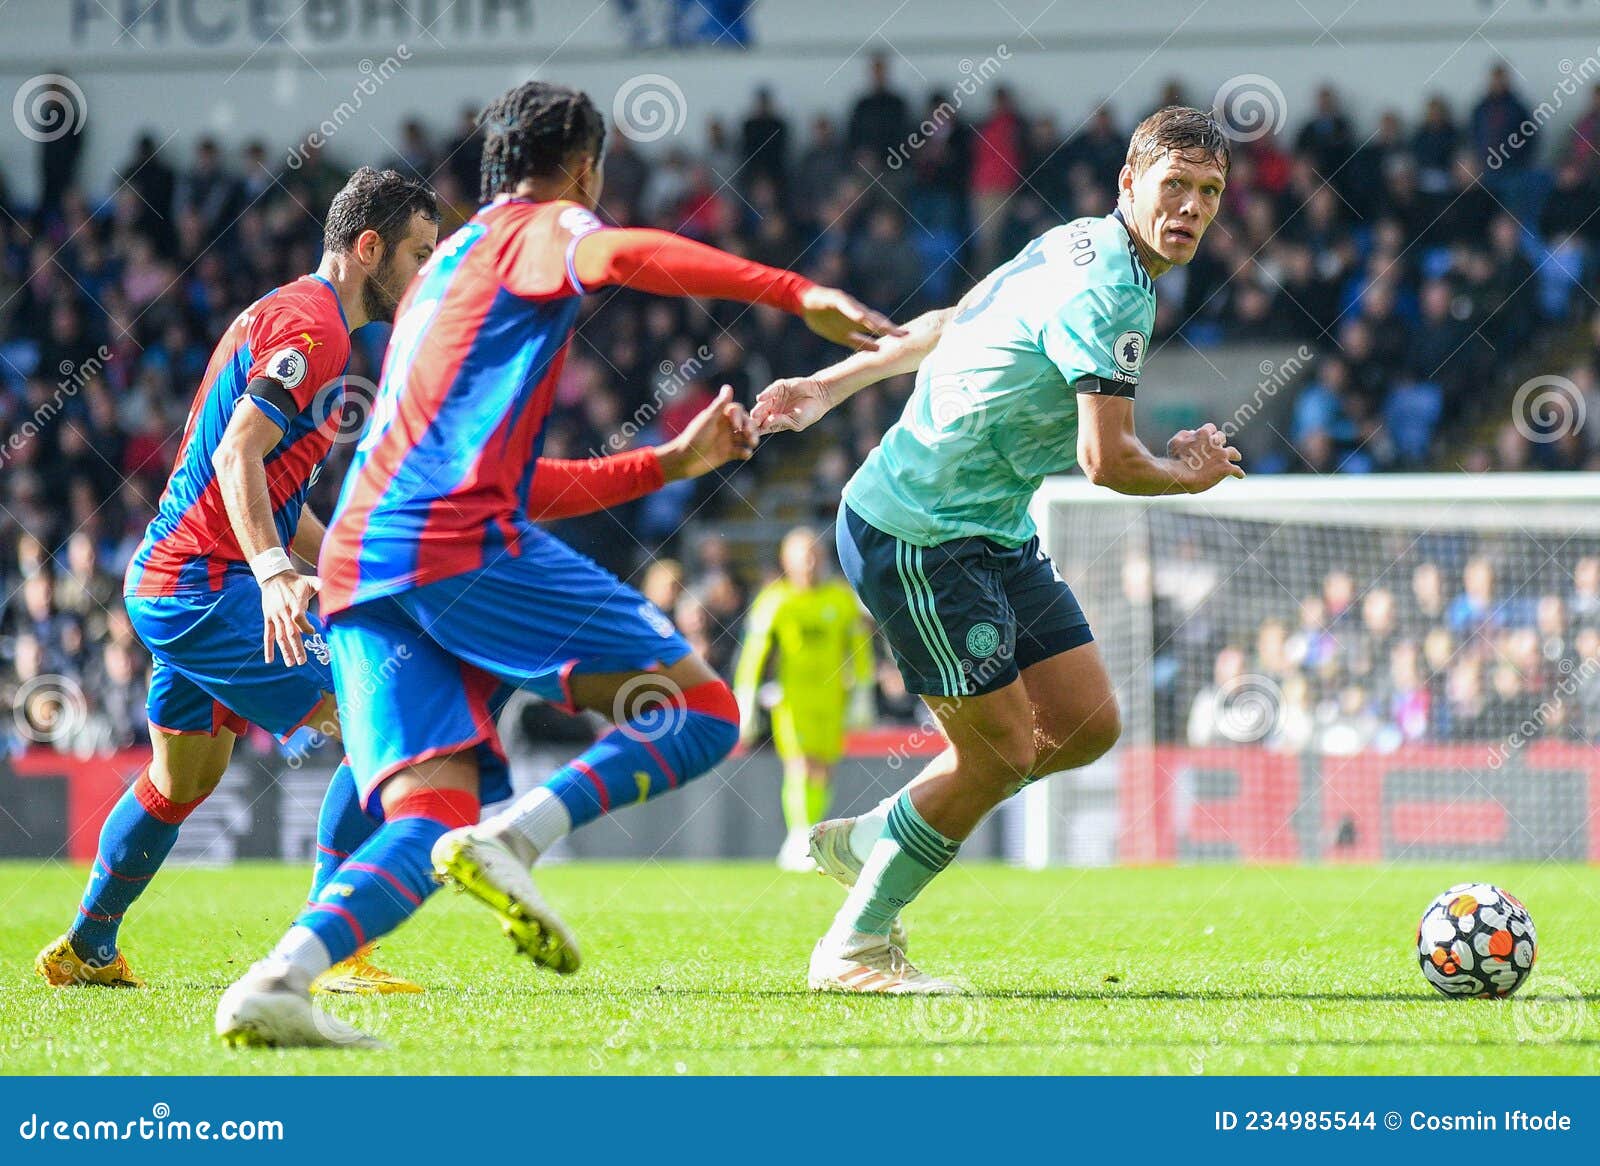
[125,581,334,740]
[837,504,1093,699]
[328,527,691,813]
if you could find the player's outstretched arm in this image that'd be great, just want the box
[751,306,955,435]
[213,394,321,667]
[570,227,901,350]
[526,385,756,521]
[1076,395,1244,495]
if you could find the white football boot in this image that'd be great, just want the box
[431,827,581,974]
[216,962,386,1049]
[808,818,910,950]
[808,933,960,995]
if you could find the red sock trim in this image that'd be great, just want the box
[387,787,479,830]
[681,679,740,724]
[343,861,424,906]
[133,771,210,825]
[639,738,678,788]
[305,902,367,947]
[570,758,611,812]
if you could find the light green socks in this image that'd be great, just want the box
[831,790,960,944]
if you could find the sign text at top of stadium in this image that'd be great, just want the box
[68,0,534,50]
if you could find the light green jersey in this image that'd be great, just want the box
[842,212,1157,547]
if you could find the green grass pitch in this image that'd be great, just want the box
[1,860,1594,1074]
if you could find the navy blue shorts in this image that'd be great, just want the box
[328,526,691,813]
[126,581,334,740]
[836,505,1093,698]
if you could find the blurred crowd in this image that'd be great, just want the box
[3,53,1598,754]
[1161,535,1600,751]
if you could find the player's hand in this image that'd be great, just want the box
[751,376,833,435]
[261,571,321,667]
[1168,422,1245,491]
[658,385,757,480]
[797,285,903,351]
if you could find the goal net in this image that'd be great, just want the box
[1024,474,1600,868]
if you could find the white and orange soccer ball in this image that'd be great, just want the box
[1416,883,1536,998]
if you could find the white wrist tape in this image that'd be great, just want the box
[250,548,294,585]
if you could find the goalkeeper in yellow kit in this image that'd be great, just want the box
[736,526,875,869]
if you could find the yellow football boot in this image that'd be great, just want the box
[310,945,422,995]
[34,935,144,988]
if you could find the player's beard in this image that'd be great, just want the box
[361,257,405,325]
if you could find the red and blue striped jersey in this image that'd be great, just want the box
[318,199,603,614]
[125,275,352,596]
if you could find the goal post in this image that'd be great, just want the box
[1024,473,1600,868]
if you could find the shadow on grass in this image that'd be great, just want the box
[420,985,1600,1004]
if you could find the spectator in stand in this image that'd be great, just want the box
[1573,556,1600,621]
[1565,83,1600,176]
[1292,356,1363,466]
[1064,104,1126,195]
[1448,557,1501,638]
[4,71,1598,761]
[969,85,1024,271]
[1471,62,1535,171]
[846,51,910,165]
[740,86,789,188]
[1387,642,1431,743]
[174,137,240,239]
[1295,85,1355,181]
[1412,94,1460,194]
[54,532,118,642]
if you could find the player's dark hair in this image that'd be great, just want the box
[1125,106,1231,176]
[478,81,606,202]
[323,167,439,257]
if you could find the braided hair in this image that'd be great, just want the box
[478,82,607,202]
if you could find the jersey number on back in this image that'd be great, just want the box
[954,236,1047,324]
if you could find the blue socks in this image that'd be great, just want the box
[544,679,739,829]
[297,788,478,965]
[309,759,379,899]
[69,770,208,966]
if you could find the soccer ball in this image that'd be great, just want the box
[1416,883,1536,998]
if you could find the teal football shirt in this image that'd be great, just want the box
[843,211,1157,547]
